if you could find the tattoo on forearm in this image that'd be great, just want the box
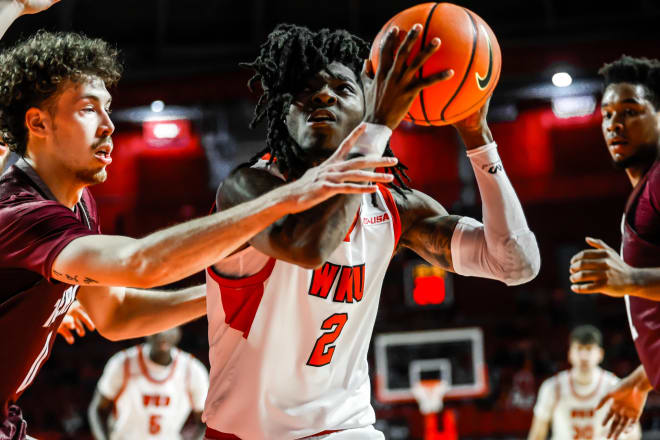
[55,271,99,285]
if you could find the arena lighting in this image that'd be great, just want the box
[152,122,181,139]
[150,100,165,113]
[552,72,573,88]
[551,95,596,119]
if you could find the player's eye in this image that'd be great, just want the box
[337,84,355,94]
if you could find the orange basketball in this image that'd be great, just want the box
[370,2,501,126]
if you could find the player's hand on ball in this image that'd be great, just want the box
[569,237,638,297]
[452,98,494,148]
[13,0,61,15]
[362,24,454,130]
[597,371,650,439]
[282,124,397,214]
[57,300,95,344]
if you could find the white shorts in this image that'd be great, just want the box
[305,426,384,440]
[204,426,384,440]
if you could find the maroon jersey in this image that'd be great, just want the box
[0,160,100,415]
[623,159,660,390]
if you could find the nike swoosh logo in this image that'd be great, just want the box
[475,25,493,90]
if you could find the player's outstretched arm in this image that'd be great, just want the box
[598,365,651,440]
[570,237,660,299]
[218,125,397,268]
[0,0,60,40]
[397,101,540,285]
[52,134,394,287]
[77,284,205,341]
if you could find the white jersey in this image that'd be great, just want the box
[533,368,631,440]
[97,344,209,440]
[204,179,400,439]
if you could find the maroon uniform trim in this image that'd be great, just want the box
[623,160,660,390]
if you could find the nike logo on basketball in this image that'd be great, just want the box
[475,25,493,90]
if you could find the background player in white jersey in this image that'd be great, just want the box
[203,23,540,440]
[528,325,641,440]
[88,327,208,440]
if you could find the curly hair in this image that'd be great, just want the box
[241,23,410,194]
[0,31,122,156]
[599,55,660,109]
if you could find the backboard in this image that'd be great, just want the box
[374,327,488,403]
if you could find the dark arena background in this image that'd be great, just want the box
[3,0,660,438]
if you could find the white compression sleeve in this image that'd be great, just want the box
[350,122,392,157]
[450,142,540,286]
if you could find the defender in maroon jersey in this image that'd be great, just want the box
[570,56,660,438]
[0,2,397,438]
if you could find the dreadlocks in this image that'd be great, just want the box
[241,23,411,194]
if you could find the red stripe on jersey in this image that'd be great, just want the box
[207,258,276,338]
[569,369,604,401]
[343,208,361,242]
[137,345,179,384]
[377,184,401,250]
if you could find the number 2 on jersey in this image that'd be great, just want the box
[306,313,348,367]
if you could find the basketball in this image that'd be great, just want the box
[369,2,501,126]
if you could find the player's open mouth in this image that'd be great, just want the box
[609,138,628,154]
[307,110,336,125]
[94,146,113,165]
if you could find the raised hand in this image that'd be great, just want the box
[363,24,454,130]
[57,300,95,344]
[14,0,61,15]
[281,123,397,214]
[570,237,637,297]
[452,97,494,149]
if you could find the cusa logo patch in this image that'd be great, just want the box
[363,212,390,226]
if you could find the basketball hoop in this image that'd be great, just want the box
[411,379,448,415]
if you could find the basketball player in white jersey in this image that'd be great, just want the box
[528,326,641,440]
[88,327,209,440]
[203,24,540,439]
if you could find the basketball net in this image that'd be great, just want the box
[412,379,448,415]
[411,380,458,440]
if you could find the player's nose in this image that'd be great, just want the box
[312,85,337,106]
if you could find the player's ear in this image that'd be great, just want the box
[25,107,51,140]
[597,347,605,364]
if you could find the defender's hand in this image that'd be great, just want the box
[597,370,650,439]
[13,0,60,15]
[281,124,398,214]
[363,24,454,130]
[57,300,95,344]
[570,237,638,297]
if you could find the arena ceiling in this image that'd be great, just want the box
[3,0,660,81]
